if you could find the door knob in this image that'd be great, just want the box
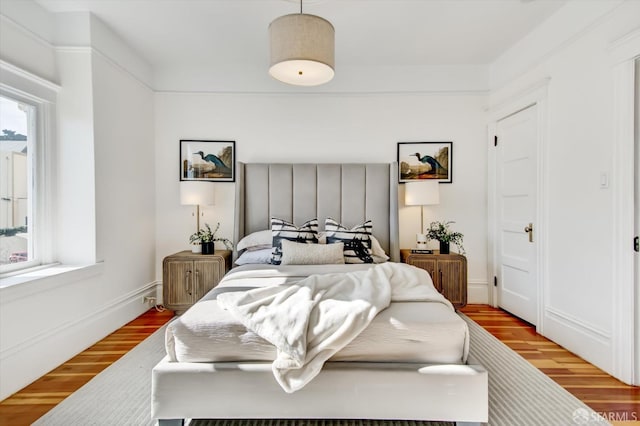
[524,223,533,243]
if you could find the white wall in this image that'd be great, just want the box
[488,0,640,378]
[0,0,58,83]
[154,64,488,94]
[154,92,489,301]
[91,49,156,313]
[490,0,625,91]
[0,4,156,400]
[55,48,97,264]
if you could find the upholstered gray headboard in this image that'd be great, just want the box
[233,163,400,262]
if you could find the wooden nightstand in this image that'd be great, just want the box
[400,249,467,308]
[162,250,231,314]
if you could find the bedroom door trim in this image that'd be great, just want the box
[609,29,639,386]
[487,78,549,331]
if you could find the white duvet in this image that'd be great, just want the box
[217,262,449,393]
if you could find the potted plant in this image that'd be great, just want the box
[190,223,233,255]
[425,221,465,255]
[188,232,202,253]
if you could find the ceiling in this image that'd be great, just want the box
[34,0,568,72]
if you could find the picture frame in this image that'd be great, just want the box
[180,140,235,182]
[397,141,452,183]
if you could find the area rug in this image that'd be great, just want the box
[33,314,609,426]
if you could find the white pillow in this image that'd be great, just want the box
[370,236,389,263]
[280,240,345,265]
[234,248,273,265]
[236,230,272,252]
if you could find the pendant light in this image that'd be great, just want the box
[268,0,335,86]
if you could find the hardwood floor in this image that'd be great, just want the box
[0,307,174,426]
[0,305,638,425]
[461,304,640,425]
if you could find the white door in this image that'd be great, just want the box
[635,58,640,384]
[496,104,538,325]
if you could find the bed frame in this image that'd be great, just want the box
[152,163,488,426]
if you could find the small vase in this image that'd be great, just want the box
[190,243,202,254]
[439,241,450,254]
[201,241,214,255]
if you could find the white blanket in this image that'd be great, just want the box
[216,262,449,393]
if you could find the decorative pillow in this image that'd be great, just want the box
[280,240,344,265]
[317,231,327,244]
[271,218,319,265]
[236,230,272,252]
[370,236,390,263]
[324,218,373,264]
[234,248,273,265]
[318,231,388,263]
[245,244,272,252]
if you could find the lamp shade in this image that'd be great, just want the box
[269,13,335,86]
[180,181,214,206]
[405,181,440,206]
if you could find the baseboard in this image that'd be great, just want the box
[468,280,489,304]
[156,280,164,305]
[543,306,613,379]
[0,281,158,400]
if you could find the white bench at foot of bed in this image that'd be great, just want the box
[151,356,488,426]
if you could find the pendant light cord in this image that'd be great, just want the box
[300,0,303,14]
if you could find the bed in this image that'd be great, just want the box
[152,163,488,426]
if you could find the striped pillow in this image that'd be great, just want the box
[325,218,373,264]
[271,218,319,265]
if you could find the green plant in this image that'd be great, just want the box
[189,223,233,250]
[188,232,201,244]
[425,221,465,255]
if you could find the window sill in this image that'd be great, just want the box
[0,263,104,303]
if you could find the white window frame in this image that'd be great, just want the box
[0,61,58,276]
[0,93,37,272]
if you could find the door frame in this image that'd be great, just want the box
[609,29,639,385]
[487,78,549,333]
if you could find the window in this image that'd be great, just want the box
[0,61,58,278]
[0,94,39,273]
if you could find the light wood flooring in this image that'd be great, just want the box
[0,305,638,425]
[0,307,174,425]
[461,305,640,425]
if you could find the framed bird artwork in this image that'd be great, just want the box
[180,140,235,182]
[397,141,452,183]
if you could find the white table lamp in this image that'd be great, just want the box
[180,181,215,233]
[405,181,440,249]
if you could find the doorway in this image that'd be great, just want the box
[635,57,639,384]
[495,104,539,326]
